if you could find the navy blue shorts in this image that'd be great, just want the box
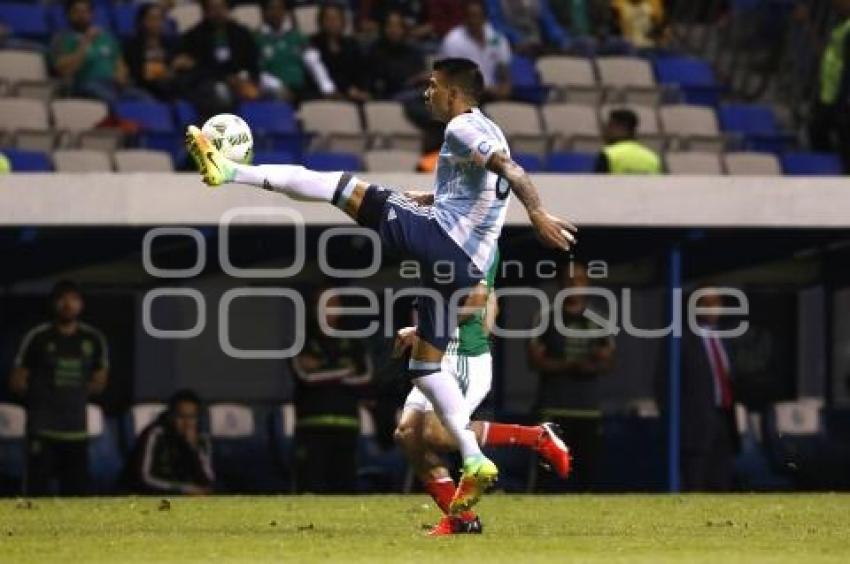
[351,183,484,355]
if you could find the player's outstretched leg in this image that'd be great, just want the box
[186,125,346,203]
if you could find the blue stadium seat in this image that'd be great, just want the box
[762,401,824,484]
[172,99,198,129]
[238,101,303,155]
[209,403,287,493]
[252,151,295,165]
[0,3,50,40]
[510,55,547,105]
[115,100,180,157]
[513,153,543,173]
[718,104,796,153]
[2,149,52,172]
[0,403,26,496]
[545,151,597,173]
[87,404,124,494]
[49,3,112,34]
[303,151,361,172]
[781,152,844,176]
[654,55,723,106]
[111,4,177,40]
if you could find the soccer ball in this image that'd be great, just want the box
[201,113,253,164]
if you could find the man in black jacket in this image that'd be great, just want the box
[125,390,214,495]
[177,0,260,118]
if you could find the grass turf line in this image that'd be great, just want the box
[1,494,849,563]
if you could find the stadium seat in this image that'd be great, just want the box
[763,400,824,481]
[599,104,666,152]
[303,151,361,172]
[239,100,302,155]
[170,2,202,33]
[596,56,663,105]
[293,4,320,36]
[209,403,285,493]
[718,104,797,153]
[658,104,725,152]
[0,50,49,93]
[124,402,167,450]
[513,153,543,172]
[724,152,781,175]
[654,56,722,106]
[252,150,296,165]
[536,55,602,105]
[0,3,50,40]
[114,149,174,172]
[2,148,52,172]
[0,97,54,152]
[356,406,407,493]
[51,98,109,134]
[230,4,261,29]
[485,102,548,157]
[665,151,723,175]
[0,402,26,495]
[363,101,420,151]
[115,100,180,156]
[364,149,419,172]
[300,100,366,153]
[53,149,113,172]
[510,55,547,104]
[542,103,602,152]
[780,152,844,176]
[545,151,597,173]
[87,404,124,494]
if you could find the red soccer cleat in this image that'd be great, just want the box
[534,422,572,478]
[427,515,483,536]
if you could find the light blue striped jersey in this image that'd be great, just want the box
[432,108,511,274]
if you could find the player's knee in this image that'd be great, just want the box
[393,423,416,450]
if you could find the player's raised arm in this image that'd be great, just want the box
[486,151,577,251]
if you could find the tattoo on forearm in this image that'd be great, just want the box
[490,153,542,214]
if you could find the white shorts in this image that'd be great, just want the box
[403,352,492,413]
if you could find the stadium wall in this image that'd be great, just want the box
[2,173,850,227]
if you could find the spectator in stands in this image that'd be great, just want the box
[486,0,571,54]
[123,3,183,101]
[292,286,373,493]
[528,263,615,491]
[612,0,668,50]
[595,108,661,174]
[303,3,370,102]
[809,0,850,173]
[440,1,512,101]
[357,0,431,42]
[125,389,214,495]
[672,288,739,492]
[548,0,624,55]
[366,10,428,100]
[255,0,308,102]
[52,0,148,105]
[8,280,109,496]
[423,0,467,38]
[177,0,260,119]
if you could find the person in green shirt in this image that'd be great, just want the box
[256,0,308,102]
[595,108,662,174]
[51,0,149,105]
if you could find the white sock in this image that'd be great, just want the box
[232,163,347,203]
[413,370,482,460]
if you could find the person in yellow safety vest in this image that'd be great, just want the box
[594,108,662,174]
[0,152,11,174]
[809,0,850,173]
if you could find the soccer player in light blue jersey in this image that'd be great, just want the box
[186,57,577,516]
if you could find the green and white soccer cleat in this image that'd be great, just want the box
[449,455,499,515]
[185,125,235,187]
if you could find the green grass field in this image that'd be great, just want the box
[1,494,849,563]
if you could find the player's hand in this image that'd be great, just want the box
[403,190,434,206]
[529,209,577,251]
[393,326,418,357]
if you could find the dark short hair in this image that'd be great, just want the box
[260,0,291,10]
[51,279,82,302]
[201,0,230,11]
[609,109,639,135]
[168,389,202,412]
[465,0,487,15]
[433,58,485,103]
[65,0,91,13]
